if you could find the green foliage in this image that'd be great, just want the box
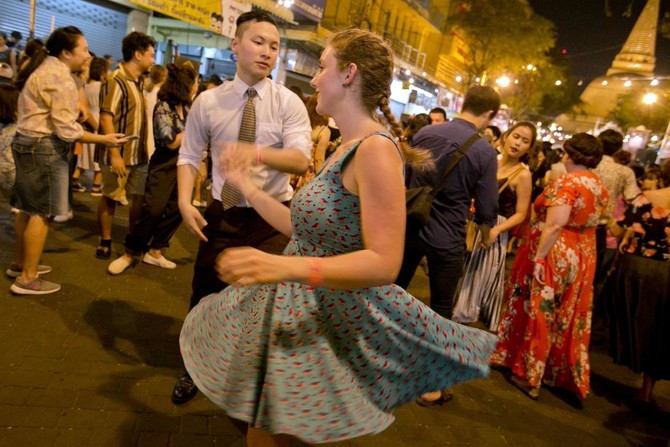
[607,91,670,133]
[449,0,578,119]
[450,0,555,83]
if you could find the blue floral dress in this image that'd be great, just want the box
[180,134,497,443]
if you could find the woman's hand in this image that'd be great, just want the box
[220,142,257,195]
[533,258,546,284]
[481,226,500,248]
[216,247,292,286]
[103,133,129,147]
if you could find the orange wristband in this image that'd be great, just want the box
[307,258,323,288]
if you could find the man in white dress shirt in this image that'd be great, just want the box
[173,10,311,404]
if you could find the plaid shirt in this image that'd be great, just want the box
[592,155,640,223]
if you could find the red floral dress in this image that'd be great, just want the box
[491,171,608,398]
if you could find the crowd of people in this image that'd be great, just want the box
[0,11,669,445]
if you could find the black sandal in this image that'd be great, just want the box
[172,372,198,405]
[95,240,112,259]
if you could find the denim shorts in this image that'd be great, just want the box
[11,134,73,217]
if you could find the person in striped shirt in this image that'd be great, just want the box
[95,32,155,259]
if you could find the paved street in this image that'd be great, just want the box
[0,188,668,447]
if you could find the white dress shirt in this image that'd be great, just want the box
[178,75,311,205]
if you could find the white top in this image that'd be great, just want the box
[84,81,101,124]
[144,86,159,159]
[178,75,311,205]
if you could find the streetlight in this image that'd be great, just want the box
[496,76,511,88]
[643,92,658,105]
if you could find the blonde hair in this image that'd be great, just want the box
[328,29,433,171]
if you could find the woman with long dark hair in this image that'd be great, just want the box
[452,121,535,330]
[8,26,126,295]
[108,63,198,275]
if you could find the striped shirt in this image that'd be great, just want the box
[96,63,148,166]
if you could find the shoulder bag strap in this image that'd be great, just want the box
[434,132,481,193]
[497,165,526,193]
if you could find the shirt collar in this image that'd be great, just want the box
[232,74,269,100]
[46,56,71,74]
[117,62,142,85]
[452,117,478,132]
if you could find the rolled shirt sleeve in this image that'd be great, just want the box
[280,92,311,160]
[177,93,208,171]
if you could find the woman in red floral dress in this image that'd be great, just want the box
[491,133,608,400]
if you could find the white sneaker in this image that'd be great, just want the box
[108,256,134,275]
[53,210,73,223]
[142,253,176,269]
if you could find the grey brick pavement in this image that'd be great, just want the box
[0,189,668,447]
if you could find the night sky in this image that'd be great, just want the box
[529,0,670,86]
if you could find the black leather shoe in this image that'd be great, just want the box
[172,372,198,405]
[415,389,454,407]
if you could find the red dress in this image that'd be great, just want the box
[491,172,608,398]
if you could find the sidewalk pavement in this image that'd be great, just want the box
[0,190,668,447]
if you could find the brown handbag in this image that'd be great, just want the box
[466,165,525,252]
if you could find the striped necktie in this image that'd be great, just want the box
[221,88,257,210]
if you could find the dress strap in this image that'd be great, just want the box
[339,131,401,168]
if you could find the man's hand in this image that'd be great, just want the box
[179,202,208,242]
[110,152,128,178]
